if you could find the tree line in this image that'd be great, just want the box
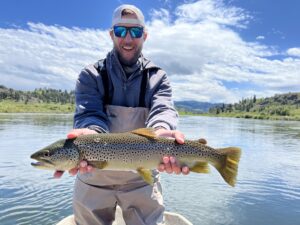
[1,84,299,118]
[209,93,300,116]
[0,85,75,104]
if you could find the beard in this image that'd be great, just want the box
[114,44,143,66]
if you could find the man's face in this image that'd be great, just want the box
[110,14,147,66]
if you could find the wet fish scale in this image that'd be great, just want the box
[75,134,220,170]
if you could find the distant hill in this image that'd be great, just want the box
[208,92,300,120]
[0,85,74,104]
[174,101,221,113]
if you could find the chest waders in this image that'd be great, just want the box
[73,60,165,225]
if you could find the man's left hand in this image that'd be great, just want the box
[155,129,190,175]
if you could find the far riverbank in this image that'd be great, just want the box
[1,100,299,121]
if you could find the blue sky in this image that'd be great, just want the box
[0,0,299,103]
[232,0,299,49]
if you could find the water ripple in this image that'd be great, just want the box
[1,114,300,225]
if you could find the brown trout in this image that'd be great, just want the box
[31,128,241,186]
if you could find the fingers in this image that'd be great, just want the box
[53,170,64,178]
[78,161,91,174]
[158,156,189,175]
[182,166,190,175]
[78,161,95,174]
[67,132,78,139]
[68,162,87,176]
[54,160,94,178]
[170,156,181,174]
[67,128,98,139]
[155,129,185,144]
[67,129,82,139]
[163,156,172,174]
[173,131,185,144]
[69,168,78,176]
[79,161,87,173]
[86,165,94,173]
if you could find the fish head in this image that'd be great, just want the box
[31,139,79,171]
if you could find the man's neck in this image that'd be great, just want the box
[122,59,141,78]
[111,49,143,78]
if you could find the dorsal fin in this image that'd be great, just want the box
[198,138,207,145]
[130,128,157,139]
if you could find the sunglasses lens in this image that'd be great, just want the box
[114,26,127,38]
[130,27,143,38]
[114,26,143,38]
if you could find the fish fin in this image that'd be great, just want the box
[88,161,108,169]
[190,162,210,173]
[137,167,154,185]
[130,128,157,139]
[215,147,241,187]
[198,138,207,145]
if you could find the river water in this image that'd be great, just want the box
[0,114,299,225]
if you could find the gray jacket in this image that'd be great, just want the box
[73,50,178,132]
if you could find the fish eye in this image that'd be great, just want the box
[44,151,50,157]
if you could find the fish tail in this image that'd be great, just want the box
[215,147,241,187]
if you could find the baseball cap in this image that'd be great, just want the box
[112,4,145,27]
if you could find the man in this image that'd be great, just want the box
[55,4,189,225]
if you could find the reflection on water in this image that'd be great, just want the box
[0,114,299,225]
[0,113,73,127]
[0,114,74,225]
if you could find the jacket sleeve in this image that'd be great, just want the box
[146,70,178,130]
[73,65,109,132]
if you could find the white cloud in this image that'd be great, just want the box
[0,0,299,103]
[0,23,112,90]
[287,48,300,57]
[174,0,251,28]
[256,35,265,40]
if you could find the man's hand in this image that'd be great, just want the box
[155,128,190,175]
[66,128,99,139]
[53,128,97,178]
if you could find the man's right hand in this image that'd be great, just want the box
[53,128,97,178]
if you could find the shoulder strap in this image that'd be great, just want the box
[139,69,148,107]
[139,67,159,107]
[94,59,110,105]
[95,60,158,108]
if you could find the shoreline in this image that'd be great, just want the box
[0,100,74,113]
[198,112,300,121]
[1,100,299,121]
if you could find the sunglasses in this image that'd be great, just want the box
[113,26,144,38]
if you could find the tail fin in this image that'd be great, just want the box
[215,147,241,187]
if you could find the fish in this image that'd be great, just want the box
[31,128,241,187]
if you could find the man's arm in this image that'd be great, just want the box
[73,65,109,132]
[146,71,178,130]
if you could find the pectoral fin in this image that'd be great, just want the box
[190,162,210,173]
[137,167,154,185]
[88,161,108,169]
